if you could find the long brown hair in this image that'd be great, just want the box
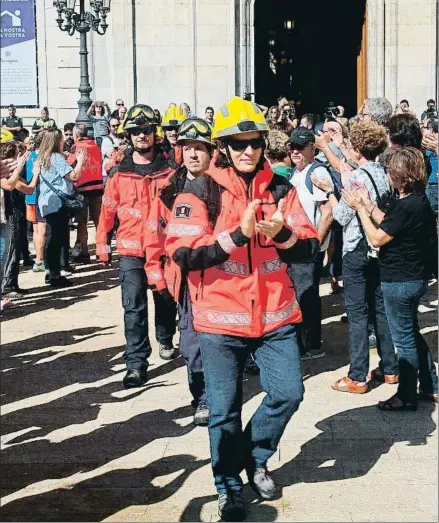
[38,128,63,170]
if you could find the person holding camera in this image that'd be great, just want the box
[421,99,437,122]
[422,119,438,215]
[87,101,111,148]
[273,103,296,135]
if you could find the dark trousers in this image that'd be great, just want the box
[178,287,206,406]
[45,207,70,277]
[2,206,30,292]
[198,324,303,495]
[288,251,324,354]
[382,280,438,404]
[119,256,177,370]
[343,240,398,382]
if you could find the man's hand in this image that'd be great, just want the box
[240,199,261,238]
[118,144,128,155]
[76,148,88,165]
[422,133,438,153]
[315,132,328,151]
[0,158,17,179]
[255,198,285,239]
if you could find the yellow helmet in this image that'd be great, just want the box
[156,125,165,140]
[212,96,268,140]
[1,129,14,143]
[123,104,159,131]
[117,122,126,137]
[162,105,187,129]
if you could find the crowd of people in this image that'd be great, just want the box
[0,94,438,521]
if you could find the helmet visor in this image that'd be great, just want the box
[178,120,211,139]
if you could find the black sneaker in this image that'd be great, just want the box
[218,491,245,522]
[193,401,210,426]
[22,259,34,269]
[72,253,91,264]
[49,276,72,288]
[123,367,147,388]
[159,343,177,360]
[244,354,259,374]
[45,274,50,284]
[247,467,276,500]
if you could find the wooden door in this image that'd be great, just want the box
[357,3,368,110]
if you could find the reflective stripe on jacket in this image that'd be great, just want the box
[165,158,319,337]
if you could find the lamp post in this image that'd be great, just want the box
[53,0,111,134]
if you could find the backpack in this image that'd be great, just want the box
[304,160,342,198]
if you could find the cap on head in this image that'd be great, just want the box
[289,127,315,147]
[1,129,14,143]
[212,96,268,140]
[123,104,159,131]
[162,106,187,129]
[177,118,212,145]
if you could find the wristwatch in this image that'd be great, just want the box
[326,191,334,198]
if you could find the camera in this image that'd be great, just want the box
[426,109,438,119]
[324,102,340,121]
[243,92,254,101]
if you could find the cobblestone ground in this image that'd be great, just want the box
[1,231,438,522]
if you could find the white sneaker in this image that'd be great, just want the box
[60,269,72,277]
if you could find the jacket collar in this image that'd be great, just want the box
[206,152,274,200]
[118,151,173,177]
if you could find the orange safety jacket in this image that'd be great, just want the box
[68,139,103,192]
[96,153,176,262]
[144,166,189,293]
[165,157,319,338]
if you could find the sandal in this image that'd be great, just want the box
[369,368,399,384]
[378,394,417,411]
[332,376,368,394]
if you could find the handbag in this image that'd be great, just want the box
[40,175,84,212]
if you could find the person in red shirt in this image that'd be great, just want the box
[165,97,319,521]
[68,124,103,263]
[96,105,177,388]
[145,117,213,426]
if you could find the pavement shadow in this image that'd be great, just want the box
[272,402,437,489]
[2,265,120,321]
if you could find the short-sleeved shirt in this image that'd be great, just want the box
[88,114,110,139]
[379,193,436,282]
[38,153,73,217]
[32,118,57,132]
[2,115,23,138]
[25,151,39,205]
[291,163,333,251]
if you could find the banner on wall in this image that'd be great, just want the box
[0,0,38,107]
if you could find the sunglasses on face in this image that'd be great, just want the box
[117,103,124,106]
[225,138,265,151]
[130,127,155,136]
[166,126,179,133]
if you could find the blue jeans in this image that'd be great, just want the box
[198,324,304,495]
[0,221,12,290]
[343,241,398,382]
[382,280,438,404]
[426,183,438,217]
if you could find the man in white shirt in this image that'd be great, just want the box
[288,128,334,360]
[101,118,122,181]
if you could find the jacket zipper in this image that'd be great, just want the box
[247,183,253,274]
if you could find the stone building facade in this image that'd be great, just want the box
[1,0,438,127]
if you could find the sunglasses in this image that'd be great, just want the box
[225,138,265,151]
[165,126,179,133]
[117,102,124,106]
[129,127,155,136]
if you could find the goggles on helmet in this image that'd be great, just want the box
[179,119,211,138]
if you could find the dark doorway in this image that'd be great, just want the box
[254,0,367,118]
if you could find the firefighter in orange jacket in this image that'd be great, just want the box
[96,104,177,388]
[144,117,213,426]
[165,97,319,521]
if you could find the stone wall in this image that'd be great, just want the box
[1,0,437,127]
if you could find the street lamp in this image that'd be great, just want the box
[53,0,112,134]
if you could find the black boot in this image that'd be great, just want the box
[123,367,147,388]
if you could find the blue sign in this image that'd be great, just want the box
[1,0,38,106]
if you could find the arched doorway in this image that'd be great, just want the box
[253,0,367,117]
